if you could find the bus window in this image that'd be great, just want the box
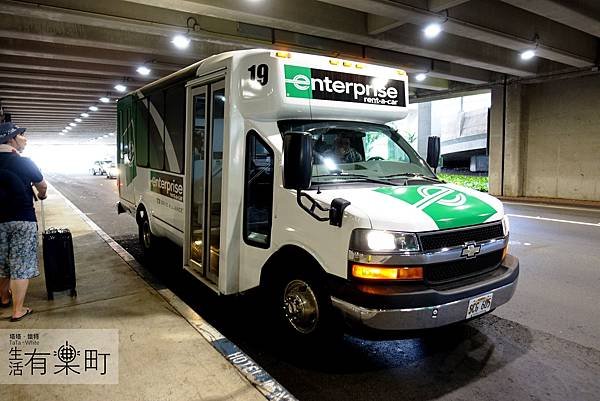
[136,98,149,167]
[148,92,164,170]
[165,85,186,174]
[243,131,274,247]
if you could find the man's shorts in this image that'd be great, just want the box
[0,221,40,280]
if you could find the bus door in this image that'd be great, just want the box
[185,80,226,286]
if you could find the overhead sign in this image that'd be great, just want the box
[284,65,406,107]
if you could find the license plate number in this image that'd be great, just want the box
[466,293,493,319]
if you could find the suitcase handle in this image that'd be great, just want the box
[40,199,46,233]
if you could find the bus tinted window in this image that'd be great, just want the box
[243,131,274,247]
[149,92,165,170]
[165,85,185,174]
[135,98,149,167]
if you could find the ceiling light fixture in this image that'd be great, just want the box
[99,97,110,103]
[69,122,77,127]
[415,73,427,82]
[81,113,89,118]
[114,84,127,93]
[75,118,82,122]
[520,49,536,60]
[89,106,99,112]
[137,66,151,76]
[59,132,65,136]
[171,17,198,50]
[171,34,190,50]
[66,126,72,130]
[521,34,539,61]
[423,23,442,39]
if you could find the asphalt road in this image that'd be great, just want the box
[47,172,600,401]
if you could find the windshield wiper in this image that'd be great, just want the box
[313,173,396,186]
[380,173,443,183]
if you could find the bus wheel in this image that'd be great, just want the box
[273,270,340,343]
[138,213,156,258]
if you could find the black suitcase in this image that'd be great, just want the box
[40,201,77,300]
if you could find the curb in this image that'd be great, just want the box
[47,182,296,401]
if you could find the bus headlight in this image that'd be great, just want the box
[350,229,420,252]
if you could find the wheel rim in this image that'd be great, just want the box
[142,221,152,249]
[282,279,319,334]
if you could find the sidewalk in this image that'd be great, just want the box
[0,186,267,401]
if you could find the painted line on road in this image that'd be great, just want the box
[507,213,600,227]
[503,201,600,213]
[46,182,297,401]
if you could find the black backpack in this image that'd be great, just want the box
[0,155,28,220]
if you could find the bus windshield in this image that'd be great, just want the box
[278,120,436,185]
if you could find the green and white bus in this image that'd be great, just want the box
[117,49,518,340]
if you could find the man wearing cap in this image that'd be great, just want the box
[0,122,47,322]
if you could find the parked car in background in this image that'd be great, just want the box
[106,163,118,179]
[91,160,108,175]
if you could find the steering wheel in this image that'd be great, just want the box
[367,156,384,161]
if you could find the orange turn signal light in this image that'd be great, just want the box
[352,264,423,281]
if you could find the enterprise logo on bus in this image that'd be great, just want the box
[150,171,183,202]
[284,65,405,107]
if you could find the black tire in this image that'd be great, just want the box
[138,211,157,259]
[268,266,341,344]
[92,170,97,176]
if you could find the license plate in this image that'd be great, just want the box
[466,293,493,319]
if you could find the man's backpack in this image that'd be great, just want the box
[0,155,28,220]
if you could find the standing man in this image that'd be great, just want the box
[0,122,47,322]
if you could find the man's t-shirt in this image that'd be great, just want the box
[0,153,43,223]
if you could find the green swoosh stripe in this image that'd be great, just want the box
[374,185,497,230]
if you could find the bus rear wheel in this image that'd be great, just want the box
[138,211,157,258]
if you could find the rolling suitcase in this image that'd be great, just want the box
[40,200,77,300]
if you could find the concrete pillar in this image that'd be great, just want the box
[417,101,432,158]
[488,81,524,197]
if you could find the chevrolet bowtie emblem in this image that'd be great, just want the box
[461,242,481,258]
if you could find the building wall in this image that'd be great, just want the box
[522,75,600,201]
[489,73,600,201]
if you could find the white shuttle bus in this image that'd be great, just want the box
[117,49,519,340]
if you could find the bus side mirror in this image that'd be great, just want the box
[283,132,313,190]
[427,136,441,169]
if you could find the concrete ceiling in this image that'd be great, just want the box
[0,0,598,142]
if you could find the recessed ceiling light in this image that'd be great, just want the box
[171,34,191,49]
[75,118,82,122]
[137,66,151,76]
[61,130,67,133]
[81,113,89,118]
[103,135,108,138]
[59,132,65,136]
[423,23,442,39]
[520,49,536,60]
[99,97,110,103]
[89,106,99,112]
[69,122,77,127]
[114,84,127,93]
[415,73,427,82]
[108,133,115,136]
[66,126,72,130]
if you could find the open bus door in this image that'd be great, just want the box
[184,79,226,288]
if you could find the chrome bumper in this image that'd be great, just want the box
[331,278,518,331]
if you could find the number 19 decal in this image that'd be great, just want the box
[248,64,269,86]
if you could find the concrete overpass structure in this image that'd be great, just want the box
[0,0,599,201]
